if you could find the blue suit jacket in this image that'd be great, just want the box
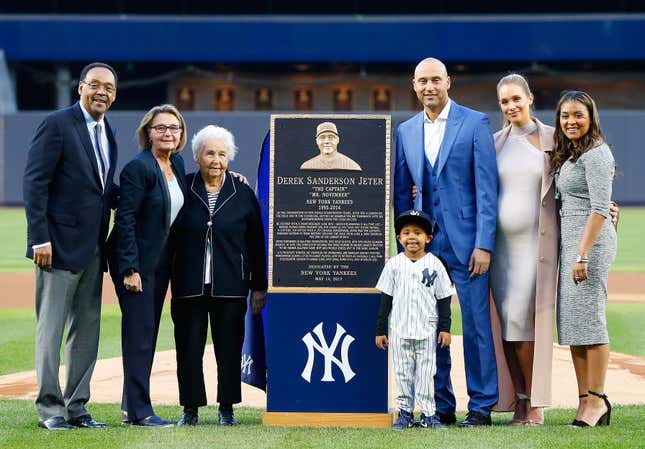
[23,102,118,271]
[394,102,498,265]
[109,149,186,277]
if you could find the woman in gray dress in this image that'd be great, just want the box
[552,91,616,427]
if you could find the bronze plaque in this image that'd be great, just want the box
[215,86,235,111]
[269,114,391,292]
[293,88,313,111]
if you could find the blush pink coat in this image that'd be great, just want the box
[491,118,559,410]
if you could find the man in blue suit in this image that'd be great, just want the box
[394,57,498,427]
[23,62,119,430]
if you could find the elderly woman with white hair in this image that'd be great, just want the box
[169,125,267,427]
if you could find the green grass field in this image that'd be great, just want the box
[1,209,644,447]
[0,305,174,376]
[1,206,644,376]
[3,207,645,271]
[0,400,643,449]
[0,302,643,377]
[612,208,645,271]
[0,208,31,271]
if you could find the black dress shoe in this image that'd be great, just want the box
[458,411,492,427]
[38,416,75,431]
[131,415,174,427]
[218,411,237,426]
[68,414,106,428]
[436,412,457,425]
[121,410,131,425]
[177,409,198,427]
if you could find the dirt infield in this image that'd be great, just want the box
[0,337,644,411]
[1,271,644,411]
[0,273,122,308]
[1,272,644,308]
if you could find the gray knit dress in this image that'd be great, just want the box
[556,143,616,345]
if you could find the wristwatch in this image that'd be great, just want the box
[575,255,589,264]
[124,268,137,276]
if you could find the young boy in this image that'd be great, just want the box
[375,210,454,430]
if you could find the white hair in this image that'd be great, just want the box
[191,125,238,162]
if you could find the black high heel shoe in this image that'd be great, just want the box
[573,391,611,427]
[571,394,588,426]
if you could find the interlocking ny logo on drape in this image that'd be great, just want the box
[240,353,254,376]
[301,322,356,383]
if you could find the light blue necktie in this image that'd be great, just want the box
[93,123,109,187]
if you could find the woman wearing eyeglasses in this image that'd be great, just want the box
[108,104,187,427]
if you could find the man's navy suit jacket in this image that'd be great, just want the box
[23,102,118,272]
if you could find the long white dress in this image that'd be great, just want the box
[490,126,543,341]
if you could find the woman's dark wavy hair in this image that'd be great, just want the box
[551,90,604,175]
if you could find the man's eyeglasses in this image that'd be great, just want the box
[80,80,116,95]
[149,124,183,134]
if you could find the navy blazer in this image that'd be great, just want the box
[109,149,186,277]
[169,171,267,299]
[23,102,118,271]
[394,102,498,265]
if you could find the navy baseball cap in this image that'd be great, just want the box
[395,210,434,235]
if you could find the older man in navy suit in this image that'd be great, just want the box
[394,58,498,427]
[23,62,119,430]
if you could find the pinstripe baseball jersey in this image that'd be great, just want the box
[376,252,454,339]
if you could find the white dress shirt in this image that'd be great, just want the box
[167,176,185,226]
[423,99,451,166]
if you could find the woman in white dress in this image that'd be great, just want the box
[490,74,557,425]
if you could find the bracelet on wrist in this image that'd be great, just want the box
[575,255,590,264]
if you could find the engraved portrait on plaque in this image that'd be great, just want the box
[300,122,362,172]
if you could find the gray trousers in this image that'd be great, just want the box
[34,252,102,420]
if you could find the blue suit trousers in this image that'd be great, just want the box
[431,224,498,416]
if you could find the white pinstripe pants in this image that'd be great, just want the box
[390,330,437,416]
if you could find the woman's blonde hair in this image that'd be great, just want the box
[136,104,187,153]
[496,73,533,127]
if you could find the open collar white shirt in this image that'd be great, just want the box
[423,98,451,166]
[79,103,110,188]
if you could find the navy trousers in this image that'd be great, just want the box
[116,269,169,421]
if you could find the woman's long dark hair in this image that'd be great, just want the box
[551,91,604,175]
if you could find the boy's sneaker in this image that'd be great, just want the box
[419,413,446,429]
[392,409,414,430]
